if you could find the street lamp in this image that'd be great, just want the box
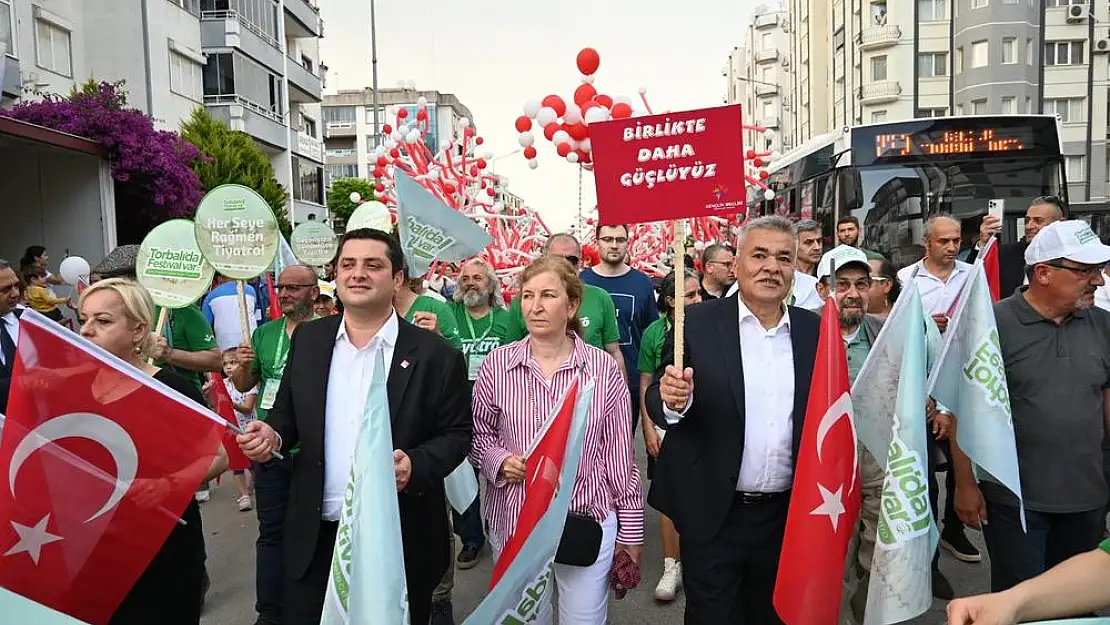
[489,149,522,174]
[370,0,380,143]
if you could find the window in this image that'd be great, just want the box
[1046,0,1087,5]
[918,0,945,20]
[872,2,887,25]
[35,19,72,77]
[833,27,845,50]
[1066,155,1086,181]
[762,99,775,118]
[324,106,357,125]
[871,110,888,122]
[971,0,987,7]
[325,163,358,183]
[970,40,988,68]
[0,0,14,56]
[1002,38,1016,64]
[1001,96,1016,114]
[303,116,317,138]
[761,33,772,49]
[202,0,280,43]
[169,51,202,101]
[918,52,948,77]
[202,52,283,117]
[916,107,948,117]
[956,103,965,115]
[956,47,963,73]
[1003,0,1017,3]
[1045,97,1085,122]
[1025,97,1031,113]
[1044,41,1085,66]
[972,99,987,114]
[871,55,888,81]
[292,157,324,205]
[168,0,201,15]
[1027,39,1034,65]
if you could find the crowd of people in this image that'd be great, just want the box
[5,195,1110,625]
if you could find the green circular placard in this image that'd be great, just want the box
[193,184,280,279]
[346,200,392,232]
[137,219,217,308]
[290,221,338,266]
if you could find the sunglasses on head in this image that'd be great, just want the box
[563,255,580,266]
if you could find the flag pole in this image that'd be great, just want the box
[236,280,251,344]
[672,219,685,369]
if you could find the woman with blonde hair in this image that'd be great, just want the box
[77,278,227,625]
[470,256,644,624]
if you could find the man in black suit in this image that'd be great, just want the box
[0,260,22,413]
[965,195,1065,297]
[646,215,820,624]
[238,229,472,625]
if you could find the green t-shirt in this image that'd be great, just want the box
[155,304,217,391]
[403,294,461,348]
[637,317,670,375]
[250,317,290,422]
[450,302,514,380]
[1100,537,1110,554]
[505,283,620,349]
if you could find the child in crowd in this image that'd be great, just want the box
[218,348,257,512]
[23,266,71,322]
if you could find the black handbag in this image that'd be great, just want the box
[554,513,603,566]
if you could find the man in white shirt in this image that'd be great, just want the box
[238,229,472,625]
[0,260,22,413]
[897,215,972,332]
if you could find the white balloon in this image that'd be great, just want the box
[569,139,580,151]
[417,96,428,107]
[764,189,776,200]
[384,139,397,150]
[349,191,362,203]
[426,169,440,180]
[59,256,90,286]
[536,106,558,127]
[579,138,592,152]
[763,128,775,139]
[584,106,609,124]
[518,131,535,147]
[528,159,539,170]
[567,152,579,163]
[770,151,782,161]
[584,75,595,85]
[391,130,403,142]
[407,130,420,143]
[613,95,633,106]
[523,100,542,118]
[552,130,571,145]
[484,151,495,160]
[563,106,583,125]
[637,86,647,95]
[398,124,410,135]
[459,117,471,128]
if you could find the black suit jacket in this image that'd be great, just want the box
[645,296,820,543]
[268,314,472,590]
[0,309,23,413]
[965,240,1027,298]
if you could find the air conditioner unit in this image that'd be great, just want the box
[1067,3,1088,22]
[1095,38,1110,53]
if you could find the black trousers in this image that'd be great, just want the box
[284,521,436,625]
[679,492,790,625]
[983,503,1104,593]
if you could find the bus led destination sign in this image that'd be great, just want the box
[875,128,1033,158]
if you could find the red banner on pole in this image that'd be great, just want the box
[589,104,747,225]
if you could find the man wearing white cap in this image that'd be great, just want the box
[950,220,1110,593]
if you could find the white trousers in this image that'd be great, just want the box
[494,512,617,625]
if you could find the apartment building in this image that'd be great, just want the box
[775,0,1110,204]
[0,0,328,224]
[322,87,475,184]
[723,5,795,153]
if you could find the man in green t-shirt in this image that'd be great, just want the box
[451,258,513,383]
[504,233,625,378]
[150,304,221,391]
[395,264,461,348]
[231,264,318,625]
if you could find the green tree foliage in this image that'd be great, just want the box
[180,108,291,236]
[327,177,376,224]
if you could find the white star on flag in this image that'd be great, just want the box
[4,515,63,564]
[809,483,846,532]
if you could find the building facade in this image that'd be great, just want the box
[321,87,475,185]
[1,0,328,225]
[774,0,1110,204]
[723,5,794,153]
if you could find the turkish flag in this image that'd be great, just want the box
[488,379,580,588]
[774,297,862,625]
[981,236,1002,302]
[205,372,251,473]
[265,272,281,322]
[0,311,225,624]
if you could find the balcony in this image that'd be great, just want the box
[756,82,778,96]
[761,116,781,128]
[200,11,285,75]
[2,54,18,98]
[284,0,323,38]
[292,130,324,164]
[286,57,323,102]
[859,25,902,50]
[860,81,902,104]
[754,12,779,29]
[324,122,356,137]
[205,95,289,149]
[756,48,780,64]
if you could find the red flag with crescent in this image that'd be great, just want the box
[774,296,861,625]
[981,236,1002,302]
[0,311,225,624]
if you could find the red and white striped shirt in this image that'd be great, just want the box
[469,334,644,546]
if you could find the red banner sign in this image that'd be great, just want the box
[590,104,746,225]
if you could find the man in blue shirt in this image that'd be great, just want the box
[201,275,259,351]
[580,223,659,429]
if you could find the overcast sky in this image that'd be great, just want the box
[320,0,763,231]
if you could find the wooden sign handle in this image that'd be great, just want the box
[672,219,685,370]
[236,280,251,344]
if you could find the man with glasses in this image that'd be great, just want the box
[581,224,659,428]
[971,195,1066,297]
[699,243,735,300]
[233,265,320,625]
[949,220,1110,593]
[505,233,626,377]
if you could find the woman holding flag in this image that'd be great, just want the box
[470,255,644,625]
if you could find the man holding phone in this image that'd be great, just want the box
[967,196,1066,298]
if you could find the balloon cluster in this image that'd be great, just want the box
[360,96,552,296]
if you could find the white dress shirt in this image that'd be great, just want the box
[321,312,398,521]
[663,297,796,493]
[0,312,20,366]
[897,259,971,316]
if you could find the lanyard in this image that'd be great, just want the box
[464,310,494,341]
[273,324,290,372]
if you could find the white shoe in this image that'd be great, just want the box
[654,558,682,602]
[236,495,253,512]
[194,489,211,504]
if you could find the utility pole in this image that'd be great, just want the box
[370,0,380,144]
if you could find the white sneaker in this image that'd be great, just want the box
[654,558,682,602]
[236,495,253,512]
[194,489,211,504]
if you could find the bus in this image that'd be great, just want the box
[749,115,1069,269]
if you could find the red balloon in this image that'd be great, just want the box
[470,166,479,177]
[416,109,428,121]
[610,103,633,119]
[567,123,588,141]
[523,146,538,159]
[576,150,592,164]
[759,171,769,180]
[443,183,456,194]
[477,158,488,169]
[464,127,475,137]
[746,150,756,159]
[595,94,613,109]
[486,187,496,197]
[542,94,567,117]
[382,124,393,134]
[397,108,409,119]
[375,182,386,193]
[515,115,532,133]
[753,158,764,167]
[376,156,388,167]
[576,47,600,75]
[475,136,485,145]
[574,83,597,106]
[373,167,385,178]
[556,143,572,157]
[543,123,559,141]
[390,148,400,159]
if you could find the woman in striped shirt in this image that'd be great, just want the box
[470,255,644,624]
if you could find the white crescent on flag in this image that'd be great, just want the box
[814,391,859,494]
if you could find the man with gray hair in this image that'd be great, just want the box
[647,215,822,623]
[0,259,23,413]
[793,219,824,276]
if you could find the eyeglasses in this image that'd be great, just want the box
[834,279,872,293]
[275,283,316,292]
[598,236,628,244]
[1043,263,1106,278]
[706,259,734,267]
[559,255,580,267]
